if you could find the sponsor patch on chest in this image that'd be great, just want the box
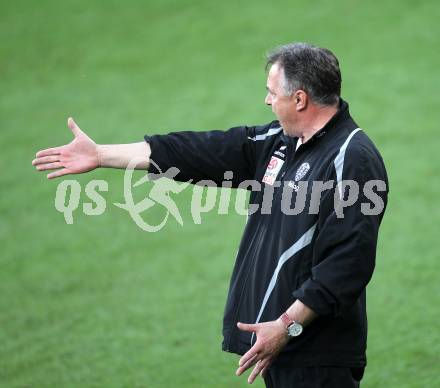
[262,156,284,186]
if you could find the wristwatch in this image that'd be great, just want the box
[280,312,303,338]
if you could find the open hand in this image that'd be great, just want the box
[236,319,289,384]
[32,118,99,179]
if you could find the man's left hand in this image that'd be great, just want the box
[235,319,289,384]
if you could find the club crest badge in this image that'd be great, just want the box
[295,162,310,181]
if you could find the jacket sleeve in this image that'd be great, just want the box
[144,123,276,188]
[292,141,389,317]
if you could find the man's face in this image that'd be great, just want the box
[265,63,297,135]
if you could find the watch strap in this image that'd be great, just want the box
[280,312,294,329]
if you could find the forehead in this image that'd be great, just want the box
[267,63,283,88]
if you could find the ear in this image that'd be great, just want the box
[294,90,308,111]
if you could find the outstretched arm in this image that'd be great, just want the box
[32,118,151,179]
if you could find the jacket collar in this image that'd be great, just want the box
[280,98,350,147]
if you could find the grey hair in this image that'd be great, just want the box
[266,42,341,106]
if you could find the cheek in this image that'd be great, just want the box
[275,102,286,115]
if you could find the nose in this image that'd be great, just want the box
[265,93,272,106]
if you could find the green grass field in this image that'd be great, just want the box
[1,0,439,386]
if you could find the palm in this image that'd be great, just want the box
[63,133,98,173]
[32,118,99,179]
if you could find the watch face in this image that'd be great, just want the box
[288,322,303,337]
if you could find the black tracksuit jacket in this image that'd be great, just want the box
[144,99,388,367]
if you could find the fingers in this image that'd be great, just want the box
[67,117,83,137]
[239,346,259,369]
[260,363,270,378]
[259,357,273,378]
[236,353,258,376]
[236,354,272,384]
[35,162,63,171]
[248,361,263,384]
[32,155,60,166]
[34,117,80,160]
[236,323,261,371]
[237,322,258,333]
[35,147,63,158]
[248,359,270,384]
[47,168,70,179]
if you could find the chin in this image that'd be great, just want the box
[280,125,292,136]
[282,128,299,138]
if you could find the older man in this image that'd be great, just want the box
[33,43,388,387]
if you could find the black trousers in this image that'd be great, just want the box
[263,365,364,388]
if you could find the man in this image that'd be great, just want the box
[32,43,388,387]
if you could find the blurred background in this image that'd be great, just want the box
[1,0,439,386]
